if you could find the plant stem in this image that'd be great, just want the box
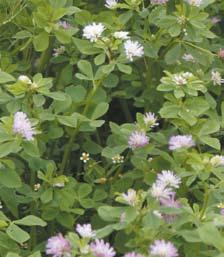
[200,188,209,220]
[37,38,54,74]
[59,81,100,174]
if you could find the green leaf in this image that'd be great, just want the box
[77,60,94,79]
[78,183,92,198]
[40,188,53,204]
[14,215,46,227]
[198,223,224,251]
[28,252,42,257]
[57,114,77,127]
[0,168,22,188]
[6,224,30,244]
[117,63,132,74]
[200,136,220,150]
[65,85,86,103]
[22,141,40,157]
[6,253,20,257]
[94,53,106,65]
[91,103,109,120]
[55,29,71,44]
[33,31,49,52]
[0,71,15,84]
[0,141,21,158]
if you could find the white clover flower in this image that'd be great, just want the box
[13,112,35,141]
[122,189,137,206]
[172,74,187,85]
[211,71,224,86]
[156,170,181,189]
[187,0,203,7]
[210,155,224,167]
[18,75,32,84]
[114,31,130,40]
[169,135,195,150]
[182,54,195,62]
[83,23,105,42]
[80,152,90,163]
[143,112,159,128]
[151,182,172,200]
[76,224,96,238]
[124,40,144,61]
[105,0,118,9]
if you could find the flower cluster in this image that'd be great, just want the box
[172,72,193,85]
[143,112,159,128]
[168,135,195,150]
[83,23,105,42]
[211,71,224,86]
[128,131,149,149]
[149,240,179,257]
[121,189,138,206]
[13,112,35,141]
[105,0,118,9]
[112,154,124,163]
[151,170,181,222]
[46,234,71,257]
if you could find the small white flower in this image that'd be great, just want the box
[183,72,193,78]
[53,46,65,57]
[187,0,203,7]
[124,40,144,61]
[151,182,172,200]
[80,152,90,163]
[34,183,41,191]
[210,155,224,167]
[211,71,224,86]
[173,74,187,85]
[156,170,181,189]
[105,0,118,9]
[143,112,159,128]
[112,154,124,164]
[83,23,105,42]
[122,189,137,206]
[182,54,195,62]
[18,75,32,84]
[114,31,130,40]
[76,224,96,238]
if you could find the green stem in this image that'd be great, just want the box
[200,188,209,220]
[37,38,54,74]
[59,82,100,174]
[183,41,215,57]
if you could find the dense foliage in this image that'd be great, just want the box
[0,0,224,256]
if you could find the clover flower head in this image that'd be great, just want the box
[211,71,224,86]
[210,155,224,167]
[122,189,137,206]
[13,112,35,141]
[143,112,159,128]
[114,31,130,40]
[105,0,118,9]
[124,40,144,61]
[83,23,105,42]
[168,135,195,150]
[90,239,116,257]
[76,223,96,238]
[150,240,179,257]
[128,131,149,149]
[157,170,181,189]
[46,233,71,257]
[151,182,173,200]
[18,75,32,84]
